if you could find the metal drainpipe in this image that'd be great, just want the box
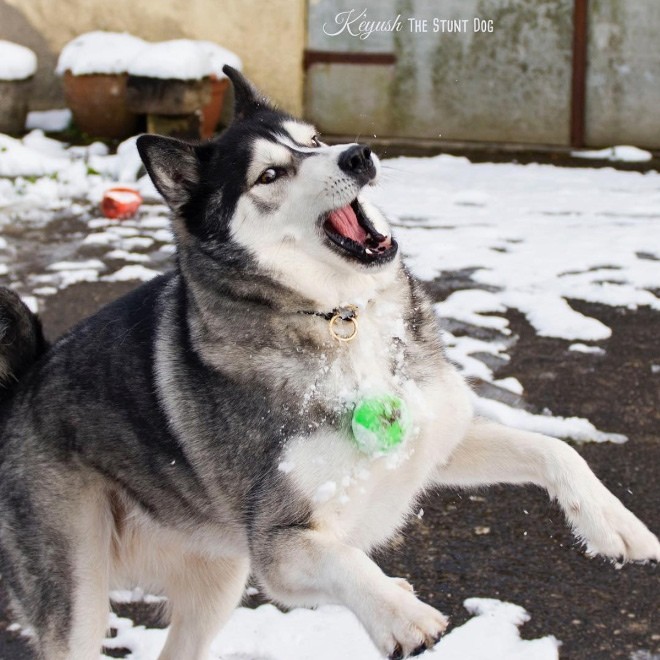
[570,0,589,147]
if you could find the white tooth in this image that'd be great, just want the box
[365,248,373,255]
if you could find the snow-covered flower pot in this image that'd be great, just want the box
[56,32,147,139]
[0,41,37,134]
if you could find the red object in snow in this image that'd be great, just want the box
[101,186,142,220]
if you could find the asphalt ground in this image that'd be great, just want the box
[0,277,658,660]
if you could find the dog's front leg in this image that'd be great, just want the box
[253,528,447,658]
[435,419,660,562]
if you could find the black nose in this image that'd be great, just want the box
[338,144,374,179]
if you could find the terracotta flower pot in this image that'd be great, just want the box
[201,76,230,139]
[62,71,139,139]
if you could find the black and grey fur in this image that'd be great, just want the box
[0,289,46,396]
[0,67,658,660]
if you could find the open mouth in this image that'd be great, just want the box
[323,199,398,264]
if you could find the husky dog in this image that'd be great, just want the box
[0,67,658,660]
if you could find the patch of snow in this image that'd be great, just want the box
[20,295,38,313]
[32,286,58,296]
[47,259,105,272]
[25,109,72,132]
[82,232,117,246]
[474,394,627,443]
[0,40,37,80]
[121,236,154,250]
[0,134,69,177]
[22,130,69,159]
[569,343,606,355]
[110,588,166,605]
[50,269,100,288]
[442,331,509,381]
[127,39,213,81]
[149,228,174,243]
[105,249,150,263]
[370,154,660,341]
[116,135,144,182]
[102,264,160,282]
[101,598,558,660]
[434,290,509,333]
[54,32,241,82]
[493,377,524,395]
[198,41,243,78]
[56,31,147,76]
[106,226,140,237]
[69,141,109,161]
[139,215,170,229]
[137,173,161,201]
[504,290,611,341]
[571,146,652,163]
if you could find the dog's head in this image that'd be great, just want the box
[137,67,398,304]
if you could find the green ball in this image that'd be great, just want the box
[351,395,410,454]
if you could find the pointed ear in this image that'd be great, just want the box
[222,65,273,120]
[136,134,201,210]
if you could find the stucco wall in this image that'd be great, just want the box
[306,0,573,145]
[0,0,306,115]
[585,0,660,148]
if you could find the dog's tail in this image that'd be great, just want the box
[0,288,47,402]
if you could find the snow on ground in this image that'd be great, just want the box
[101,597,559,660]
[25,109,73,132]
[2,134,657,656]
[571,145,653,163]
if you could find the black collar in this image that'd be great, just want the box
[298,305,358,321]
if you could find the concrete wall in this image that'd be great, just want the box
[0,0,307,115]
[585,0,660,148]
[306,0,574,145]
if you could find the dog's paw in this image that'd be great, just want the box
[362,585,448,658]
[567,488,660,563]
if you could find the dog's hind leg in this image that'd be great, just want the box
[5,479,112,660]
[158,554,250,660]
[435,419,660,562]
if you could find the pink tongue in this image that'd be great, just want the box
[328,204,368,244]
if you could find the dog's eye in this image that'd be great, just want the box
[257,167,285,185]
[311,134,322,147]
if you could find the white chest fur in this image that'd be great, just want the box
[281,301,473,551]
